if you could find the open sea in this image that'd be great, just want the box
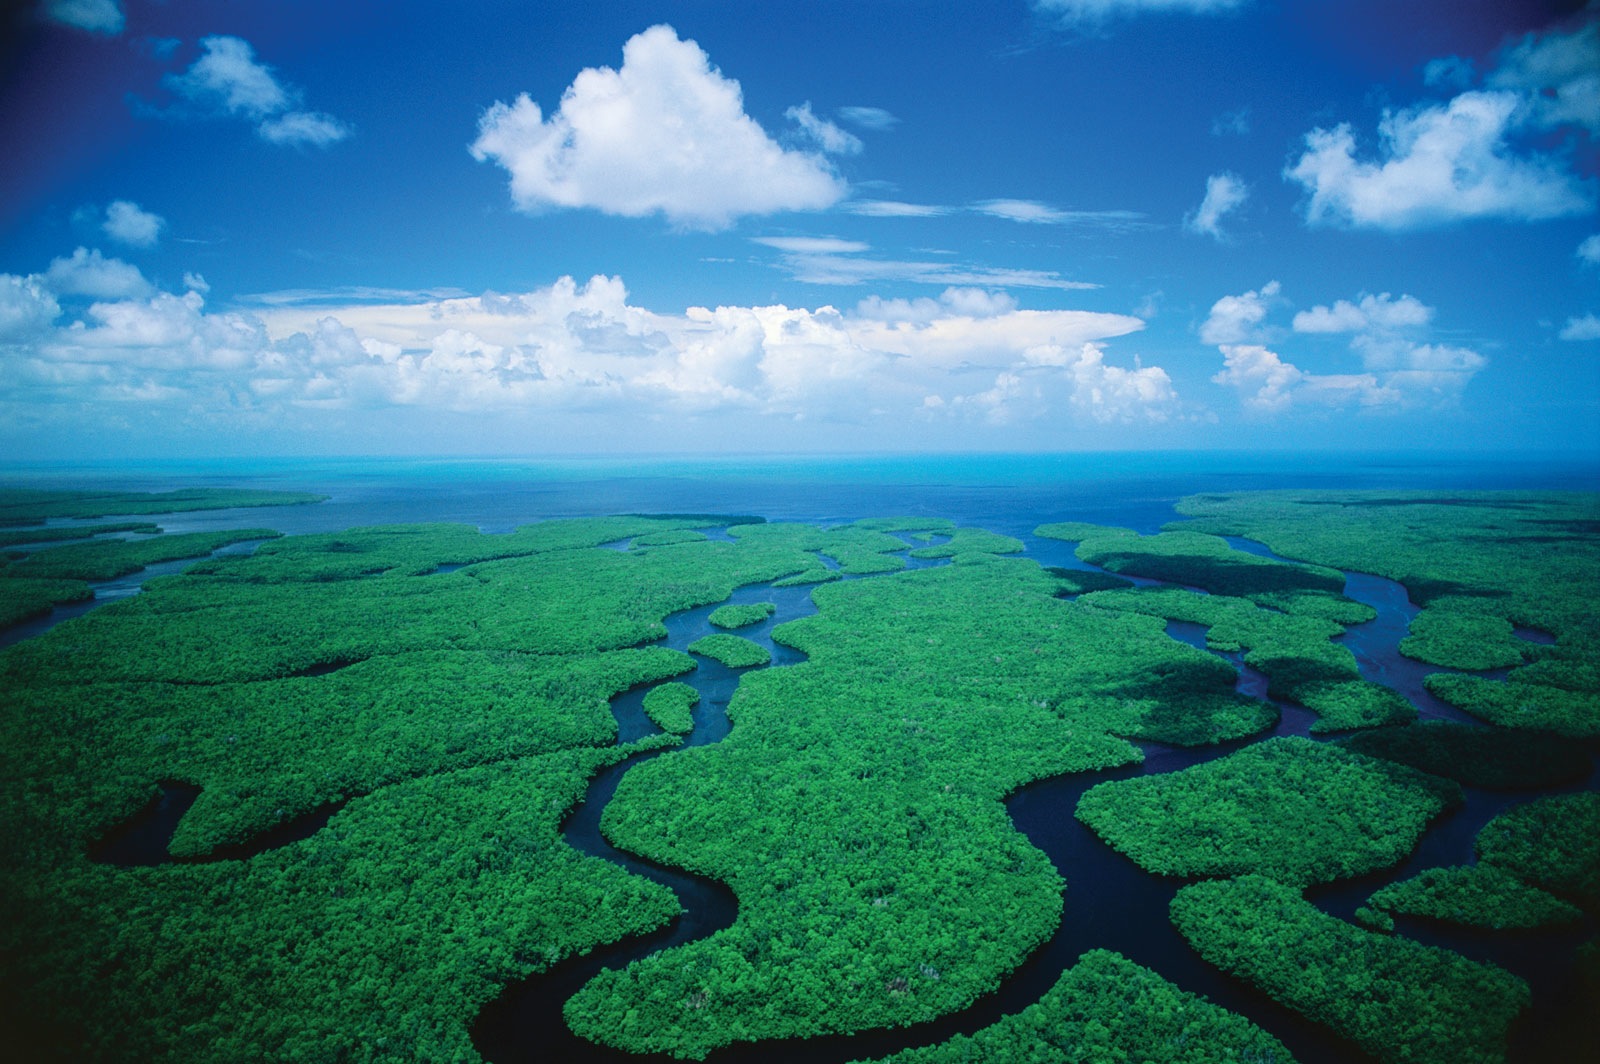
[3,450,1597,1063]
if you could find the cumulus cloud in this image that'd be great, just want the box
[1206,283,1484,411]
[4,254,1167,436]
[1033,0,1248,24]
[163,36,350,148]
[1288,13,1600,231]
[837,106,898,131]
[1579,234,1600,264]
[1185,172,1249,240]
[102,200,164,247]
[1198,281,1279,345]
[42,248,153,300]
[1291,292,1432,333]
[469,25,846,230]
[40,0,124,34]
[1560,314,1600,341]
[1287,91,1592,229]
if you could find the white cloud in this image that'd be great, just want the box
[41,0,123,34]
[163,36,350,148]
[102,200,164,247]
[786,102,862,155]
[1423,56,1476,91]
[167,36,292,119]
[1207,283,1484,411]
[844,200,952,218]
[1034,0,1247,23]
[855,287,1017,324]
[6,260,1160,434]
[1185,172,1249,240]
[1578,234,1600,264]
[972,200,1146,228]
[837,106,898,131]
[1287,91,1593,229]
[469,25,846,230]
[1199,280,1279,344]
[258,111,352,148]
[1487,18,1600,133]
[1560,314,1600,341]
[42,248,153,300]
[755,237,1099,290]
[0,275,61,341]
[1291,292,1433,333]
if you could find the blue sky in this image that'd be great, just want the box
[2,0,1597,459]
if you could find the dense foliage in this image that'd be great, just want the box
[1172,491,1600,750]
[1336,721,1590,789]
[2,742,683,1062]
[0,521,161,547]
[5,528,281,582]
[1424,673,1600,738]
[0,576,94,626]
[708,602,775,629]
[864,949,1292,1064]
[0,487,327,524]
[1040,524,1370,622]
[564,553,1282,1058]
[1170,875,1531,1064]
[1361,865,1583,930]
[1080,585,1413,732]
[687,633,772,668]
[643,681,701,735]
[1474,792,1600,911]
[1076,738,1461,885]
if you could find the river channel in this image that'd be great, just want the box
[47,521,1600,1063]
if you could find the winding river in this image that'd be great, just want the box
[68,527,1599,1063]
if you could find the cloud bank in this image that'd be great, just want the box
[1205,282,1485,410]
[2,251,1173,439]
[470,25,847,230]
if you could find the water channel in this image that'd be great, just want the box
[48,525,1600,1063]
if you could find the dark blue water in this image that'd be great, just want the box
[5,452,1597,1062]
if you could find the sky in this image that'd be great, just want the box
[1,0,1597,460]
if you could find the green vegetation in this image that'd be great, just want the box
[5,528,280,582]
[862,949,1292,1064]
[0,577,94,626]
[708,601,775,629]
[1077,738,1461,885]
[907,527,1024,560]
[633,528,709,546]
[1337,721,1590,789]
[643,682,700,735]
[0,521,161,548]
[565,555,1278,1059]
[1171,875,1531,1064]
[1080,586,1413,732]
[1172,491,1600,754]
[1475,792,1600,911]
[3,742,683,1062]
[1042,566,1135,596]
[687,633,772,668]
[1041,525,1370,622]
[0,487,327,524]
[1425,673,1600,738]
[1362,865,1583,930]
